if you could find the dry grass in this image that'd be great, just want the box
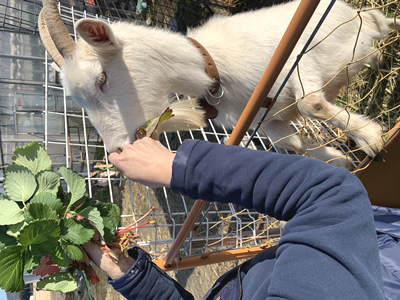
[338,0,400,133]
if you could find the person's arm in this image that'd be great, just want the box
[84,139,193,300]
[83,240,193,300]
[170,139,384,299]
[106,137,384,299]
[83,231,135,280]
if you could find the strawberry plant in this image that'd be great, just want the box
[0,109,169,294]
[0,141,121,293]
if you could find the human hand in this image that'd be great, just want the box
[83,231,135,280]
[109,137,175,188]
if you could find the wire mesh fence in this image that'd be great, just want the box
[0,0,284,268]
[0,0,399,278]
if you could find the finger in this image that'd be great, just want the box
[82,240,105,267]
[108,152,119,165]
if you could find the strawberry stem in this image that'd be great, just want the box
[118,207,156,233]
[118,221,150,235]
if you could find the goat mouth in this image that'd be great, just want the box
[117,147,122,154]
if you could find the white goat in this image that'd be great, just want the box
[39,0,394,167]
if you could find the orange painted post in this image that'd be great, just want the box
[155,246,272,272]
[163,0,321,268]
[164,200,208,267]
[227,0,321,146]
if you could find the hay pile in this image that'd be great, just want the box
[338,0,400,133]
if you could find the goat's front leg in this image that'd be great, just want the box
[263,119,350,168]
[296,92,384,158]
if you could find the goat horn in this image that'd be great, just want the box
[38,10,64,68]
[39,0,76,67]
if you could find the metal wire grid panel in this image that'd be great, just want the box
[1,0,399,265]
[0,0,41,35]
[10,1,284,260]
[146,0,292,32]
[0,0,147,35]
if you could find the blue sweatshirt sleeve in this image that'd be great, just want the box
[171,139,385,299]
[109,247,194,300]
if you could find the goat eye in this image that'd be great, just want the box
[96,71,107,88]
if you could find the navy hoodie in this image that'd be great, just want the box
[110,139,384,299]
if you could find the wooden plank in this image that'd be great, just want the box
[355,118,400,208]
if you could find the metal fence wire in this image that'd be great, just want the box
[0,0,399,272]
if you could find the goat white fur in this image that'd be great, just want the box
[59,0,392,166]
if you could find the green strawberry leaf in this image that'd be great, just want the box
[57,166,87,208]
[97,202,120,230]
[23,251,41,274]
[0,226,17,250]
[4,165,37,203]
[18,219,60,256]
[103,228,115,245]
[37,271,77,293]
[0,245,25,292]
[0,199,24,225]
[7,221,27,239]
[51,242,73,268]
[136,107,174,139]
[31,192,64,214]
[75,206,104,237]
[12,141,52,176]
[36,170,60,195]
[61,218,94,245]
[25,202,58,221]
[60,239,83,261]
[96,202,120,243]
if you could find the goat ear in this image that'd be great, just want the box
[76,19,120,52]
